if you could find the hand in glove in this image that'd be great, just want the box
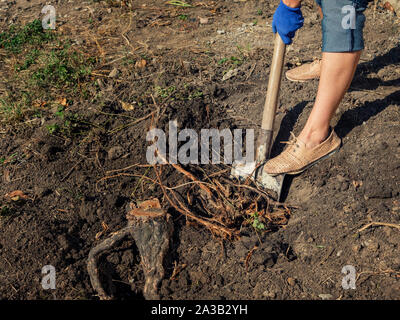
[272,0,304,45]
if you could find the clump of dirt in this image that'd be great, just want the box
[0,0,399,300]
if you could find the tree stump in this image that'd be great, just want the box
[87,199,173,300]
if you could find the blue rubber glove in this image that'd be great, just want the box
[272,1,304,45]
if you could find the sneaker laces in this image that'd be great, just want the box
[281,132,299,147]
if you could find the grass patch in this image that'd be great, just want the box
[30,43,95,89]
[0,19,54,54]
[218,56,243,67]
[0,20,98,126]
[154,85,176,99]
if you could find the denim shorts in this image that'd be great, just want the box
[315,0,367,52]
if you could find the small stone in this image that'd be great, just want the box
[352,244,362,253]
[217,29,225,34]
[199,17,209,24]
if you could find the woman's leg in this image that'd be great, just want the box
[297,50,361,148]
[263,0,367,175]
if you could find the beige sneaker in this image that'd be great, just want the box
[286,59,321,82]
[263,128,341,176]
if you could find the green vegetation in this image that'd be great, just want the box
[0,19,54,53]
[0,20,97,127]
[46,123,60,134]
[0,205,13,218]
[218,56,243,67]
[30,43,95,89]
[249,212,266,231]
[155,85,176,99]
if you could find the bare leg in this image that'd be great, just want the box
[297,50,361,148]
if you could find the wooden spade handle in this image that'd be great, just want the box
[256,34,286,163]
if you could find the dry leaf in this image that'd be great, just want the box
[135,59,147,69]
[55,97,68,106]
[5,190,30,201]
[287,277,296,286]
[33,100,47,108]
[120,101,135,111]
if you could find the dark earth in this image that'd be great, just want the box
[0,0,399,300]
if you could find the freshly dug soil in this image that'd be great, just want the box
[0,0,399,300]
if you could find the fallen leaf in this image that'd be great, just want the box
[55,97,68,106]
[33,100,47,108]
[5,190,30,201]
[287,277,296,286]
[120,100,135,111]
[135,59,147,69]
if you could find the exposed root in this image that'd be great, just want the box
[87,227,132,300]
[153,164,238,239]
[358,221,400,232]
